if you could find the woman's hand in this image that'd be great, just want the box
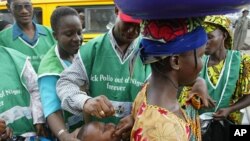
[189,77,216,108]
[213,108,231,121]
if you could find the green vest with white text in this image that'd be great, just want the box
[79,34,151,124]
[0,47,35,135]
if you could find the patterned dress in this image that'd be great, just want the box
[131,84,201,141]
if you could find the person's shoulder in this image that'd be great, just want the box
[240,52,250,61]
[0,24,12,34]
[0,46,27,59]
[40,45,56,61]
[36,24,53,33]
[83,33,108,47]
[35,23,47,28]
[134,84,147,103]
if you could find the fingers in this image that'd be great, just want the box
[35,124,48,137]
[114,125,130,140]
[121,132,130,141]
[5,127,12,138]
[0,120,5,125]
[186,93,195,102]
[187,93,202,109]
[84,95,115,119]
[115,125,125,136]
[71,128,81,138]
[115,115,134,136]
[212,110,226,121]
[0,122,6,134]
[201,96,216,108]
[103,97,115,115]
[0,127,12,140]
[98,96,115,117]
[213,116,224,121]
[200,96,209,108]
[208,98,216,108]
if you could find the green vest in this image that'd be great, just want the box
[38,46,65,77]
[199,50,241,114]
[79,34,151,124]
[0,46,35,135]
[0,24,56,72]
[38,46,83,132]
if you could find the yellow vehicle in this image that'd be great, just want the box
[0,0,115,41]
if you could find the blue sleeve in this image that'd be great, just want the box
[38,76,61,118]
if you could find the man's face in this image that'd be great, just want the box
[9,0,33,25]
[115,20,140,44]
[83,122,120,141]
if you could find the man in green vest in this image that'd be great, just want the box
[0,0,56,72]
[0,46,46,139]
[56,8,151,125]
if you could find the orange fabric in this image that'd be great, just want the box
[131,85,192,141]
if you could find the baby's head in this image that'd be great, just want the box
[77,122,120,141]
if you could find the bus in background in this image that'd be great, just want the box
[0,0,115,42]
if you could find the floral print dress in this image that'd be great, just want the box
[131,85,193,141]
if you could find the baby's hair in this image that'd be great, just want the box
[50,6,79,32]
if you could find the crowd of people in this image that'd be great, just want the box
[0,0,250,141]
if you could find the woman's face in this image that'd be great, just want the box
[83,122,120,141]
[54,15,83,56]
[178,45,205,86]
[205,28,224,55]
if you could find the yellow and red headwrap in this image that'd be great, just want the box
[203,15,233,49]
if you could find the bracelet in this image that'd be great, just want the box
[57,129,67,137]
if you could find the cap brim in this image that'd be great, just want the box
[118,11,141,24]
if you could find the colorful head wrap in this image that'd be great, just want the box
[139,17,208,64]
[203,15,232,49]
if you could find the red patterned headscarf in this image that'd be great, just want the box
[138,17,207,64]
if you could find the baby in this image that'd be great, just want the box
[77,122,121,141]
